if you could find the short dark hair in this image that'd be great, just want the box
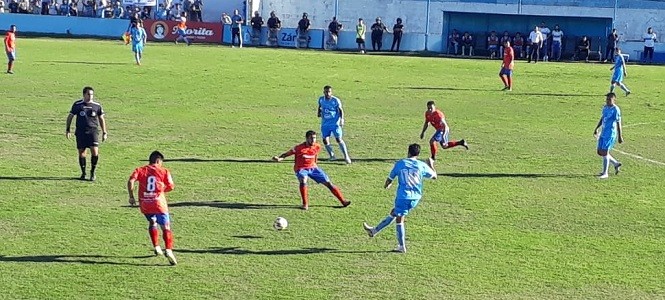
[324,85,332,90]
[305,130,317,138]
[606,92,617,99]
[82,86,94,95]
[149,151,164,164]
[408,144,421,157]
[426,100,435,106]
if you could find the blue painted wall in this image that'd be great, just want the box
[0,14,127,37]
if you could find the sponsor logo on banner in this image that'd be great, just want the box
[144,19,223,43]
[276,28,323,49]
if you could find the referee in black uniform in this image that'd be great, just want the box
[65,86,108,181]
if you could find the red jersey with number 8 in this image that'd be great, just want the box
[130,165,175,214]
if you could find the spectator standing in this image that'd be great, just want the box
[461,32,474,56]
[112,1,123,18]
[8,0,18,13]
[355,18,366,54]
[643,27,657,63]
[370,17,389,51]
[604,28,618,63]
[40,0,48,14]
[527,26,543,63]
[0,0,5,13]
[539,22,550,61]
[155,3,168,20]
[190,0,201,22]
[69,0,77,16]
[551,24,563,61]
[326,16,342,50]
[250,11,264,46]
[391,18,403,52]
[170,3,181,20]
[266,11,280,47]
[231,9,243,48]
[296,12,310,49]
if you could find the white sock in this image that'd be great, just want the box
[602,156,610,175]
[607,154,619,167]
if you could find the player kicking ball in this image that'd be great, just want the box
[419,100,468,171]
[593,93,623,179]
[363,143,437,253]
[273,130,351,210]
[127,151,178,265]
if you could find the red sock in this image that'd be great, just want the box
[500,75,507,86]
[329,186,345,204]
[430,142,437,159]
[163,229,174,250]
[507,76,512,88]
[299,184,309,207]
[446,140,458,148]
[148,226,159,247]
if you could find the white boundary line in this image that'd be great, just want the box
[623,120,665,128]
[614,149,665,166]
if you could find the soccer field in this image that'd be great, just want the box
[0,38,664,299]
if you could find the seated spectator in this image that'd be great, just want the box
[487,31,499,59]
[448,29,460,55]
[499,31,511,56]
[513,32,524,58]
[575,35,591,62]
[461,32,474,56]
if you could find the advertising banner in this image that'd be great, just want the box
[143,19,223,43]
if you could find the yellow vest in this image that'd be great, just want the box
[356,24,365,39]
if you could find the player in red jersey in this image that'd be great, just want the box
[419,101,468,171]
[499,40,515,91]
[127,151,177,265]
[4,24,16,74]
[273,130,351,210]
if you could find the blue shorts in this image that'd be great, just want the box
[177,29,186,37]
[6,51,15,61]
[321,125,343,139]
[145,213,170,226]
[611,72,623,83]
[295,167,330,184]
[132,43,144,53]
[597,136,616,151]
[394,198,420,217]
[499,68,512,76]
[431,128,450,144]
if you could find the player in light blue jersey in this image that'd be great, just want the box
[593,93,623,179]
[609,48,630,96]
[363,143,437,253]
[317,85,351,164]
[130,21,147,66]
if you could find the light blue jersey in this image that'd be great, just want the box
[600,105,621,139]
[389,158,436,200]
[131,27,147,46]
[318,96,342,127]
[613,54,625,72]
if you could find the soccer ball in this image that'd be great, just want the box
[273,217,288,230]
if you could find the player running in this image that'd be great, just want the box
[317,85,351,164]
[272,130,351,210]
[499,40,515,91]
[127,151,178,265]
[129,21,147,65]
[609,48,631,96]
[4,24,16,74]
[419,100,468,171]
[593,93,623,179]
[175,12,191,46]
[363,143,437,253]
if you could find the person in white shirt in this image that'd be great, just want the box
[643,27,657,63]
[528,26,543,63]
[539,22,550,61]
[551,24,564,61]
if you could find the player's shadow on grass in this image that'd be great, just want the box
[36,60,127,66]
[170,201,299,210]
[0,254,163,267]
[232,235,263,239]
[0,176,81,181]
[394,86,597,97]
[439,172,589,178]
[176,247,387,256]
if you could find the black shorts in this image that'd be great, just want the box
[356,38,365,44]
[76,132,99,149]
[232,28,240,35]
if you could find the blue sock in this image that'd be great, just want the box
[396,223,405,247]
[339,141,350,159]
[324,144,335,157]
[374,215,394,234]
